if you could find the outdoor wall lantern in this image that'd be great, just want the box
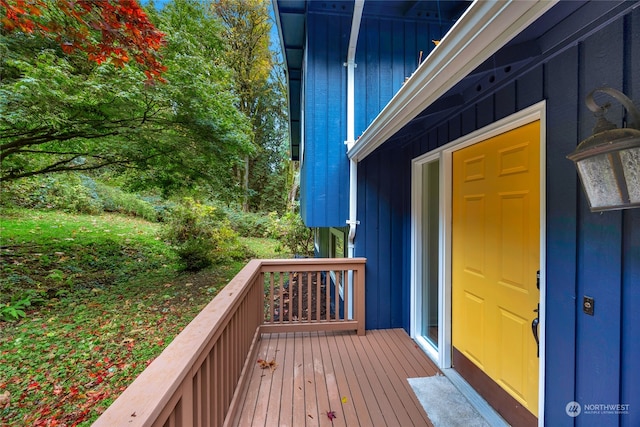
[567,87,640,212]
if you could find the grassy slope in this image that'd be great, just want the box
[0,209,280,426]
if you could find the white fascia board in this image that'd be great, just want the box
[347,0,557,162]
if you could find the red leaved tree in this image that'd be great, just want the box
[0,0,166,81]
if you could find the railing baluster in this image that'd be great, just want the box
[335,270,340,321]
[286,271,292,322]
[304,272,313,322]
[324,271,330,321]
[278,273,284,324]
[343,270,349,321]
[208,350,215,424]
[315,271,320,322]
[297,271,301,322]
[213,338,219,426]
[269,272,275,322]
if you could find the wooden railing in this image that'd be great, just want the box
[92,258,366,427]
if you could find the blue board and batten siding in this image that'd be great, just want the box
[301,11,453,227]
[355,3,640,426]
[302,12,349,228]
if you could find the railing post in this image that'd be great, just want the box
[355,262,366,336]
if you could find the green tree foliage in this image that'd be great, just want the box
[0,0,252,201]
[247,66,291,213]
[213,0,290,212]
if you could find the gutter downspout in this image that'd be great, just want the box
[346,0,364,258]
[345,0,364,320]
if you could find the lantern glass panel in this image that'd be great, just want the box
[576,153,623,208]
[620,147,640,204]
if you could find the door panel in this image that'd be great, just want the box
[452,121,540,417]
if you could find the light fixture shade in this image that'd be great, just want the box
[568,88,640,212]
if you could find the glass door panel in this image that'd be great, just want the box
[421,161,440,348]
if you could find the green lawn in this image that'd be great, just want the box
[0,209,281,426]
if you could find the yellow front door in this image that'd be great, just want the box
[452,121,540,417]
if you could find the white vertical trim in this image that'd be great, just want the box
[441,148,453,370]
[537,103,547,427]
[411,101,547,424]
[410,160,420,339]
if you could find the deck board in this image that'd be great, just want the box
[264,333,285,426]
[292,332,306,427]
[276,332,295,426]
[231,329,438,427]
[363,332,432,425]
[327,336,373,425]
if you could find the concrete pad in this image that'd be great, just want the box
[408,375,492,427]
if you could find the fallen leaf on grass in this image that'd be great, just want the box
[327,410,337,421]
[0,391,10,409]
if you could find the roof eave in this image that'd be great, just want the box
[347,0,558,162]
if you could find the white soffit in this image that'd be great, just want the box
[347,0,558,162]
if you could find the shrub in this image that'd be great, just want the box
[0,174,159,221]
[163,198,250,271]
[91,180,158,221]
[1,174,102,214]
[223,206,274,238]
[268,211,314,257]
[139,195,176,222]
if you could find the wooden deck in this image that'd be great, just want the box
[230,329,440,427]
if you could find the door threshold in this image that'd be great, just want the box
[442,368,511,427]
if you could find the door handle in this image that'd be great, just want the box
[531,304,539,358]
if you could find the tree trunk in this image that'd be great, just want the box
[242,155,250,212]
[287,162,299,211]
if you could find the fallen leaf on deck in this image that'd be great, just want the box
[341,396,348,404]
[257,358,277,371]
[327,410,337,421]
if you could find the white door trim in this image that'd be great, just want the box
[410,100,547,426]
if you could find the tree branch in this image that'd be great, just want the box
[1,156,132,181]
